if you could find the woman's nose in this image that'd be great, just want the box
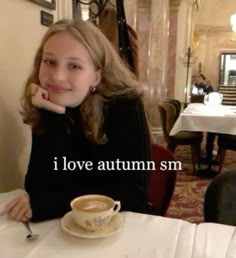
[51,67,66,82]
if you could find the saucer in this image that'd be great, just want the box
[61,211,125,239]
[204,101,222,107]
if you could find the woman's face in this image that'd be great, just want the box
[39,32,101,107]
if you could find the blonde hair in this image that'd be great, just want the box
[21,18,142,144]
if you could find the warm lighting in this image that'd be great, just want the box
[81,7,89,21]
[230,13,236,32]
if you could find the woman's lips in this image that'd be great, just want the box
[47,85,71,94]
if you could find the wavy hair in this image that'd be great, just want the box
[21,19,142,144]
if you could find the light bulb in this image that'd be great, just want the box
[230,13,236,26]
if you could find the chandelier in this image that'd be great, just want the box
[230,13,236,32]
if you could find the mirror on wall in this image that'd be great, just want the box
[219,53,236,86]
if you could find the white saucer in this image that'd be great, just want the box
[204,101,222,107]
[61,211,125,239]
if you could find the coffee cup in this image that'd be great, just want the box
[70,194,121,232]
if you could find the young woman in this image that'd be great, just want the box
[5,19,154,222]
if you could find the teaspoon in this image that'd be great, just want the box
[22,221,39,240]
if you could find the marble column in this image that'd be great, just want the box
[138,3,151,85]
[167,0,181,99]
[145,0,170,127]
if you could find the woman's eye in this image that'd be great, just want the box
[69,64,81,70]
[43,59,54,65]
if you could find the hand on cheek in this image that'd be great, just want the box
[30,83,66,114]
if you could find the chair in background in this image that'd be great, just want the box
[217,134,236,172]
[158,102,202,174]
[190,94,205,103]
[148,143,177,216]
[168,99,181,122]
[204,170,236,226]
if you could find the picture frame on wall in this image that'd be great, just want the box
[29,0,56,10]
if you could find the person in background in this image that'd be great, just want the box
[191,74,218,168]
[192,74,215,95]
[4,18,154,222]
[204,79,217,167]
[201,77,218,168]
[204,79,214,94]
[192,73,206,95]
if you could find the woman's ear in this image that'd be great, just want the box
[92,69,102,86]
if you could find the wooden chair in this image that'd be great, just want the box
[168,99,181,121]
[217,134,236,172]
[204,170,236,226]
[158,102,202,174]
[148,143,177,216]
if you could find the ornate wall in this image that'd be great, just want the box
[193,25,236,88]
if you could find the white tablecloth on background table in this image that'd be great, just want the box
[1,190,236,258]
[170,103,236,136]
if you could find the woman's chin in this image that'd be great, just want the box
[49,98,81,108]
[48,98,66,107]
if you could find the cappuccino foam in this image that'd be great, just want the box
[75,198,112,212]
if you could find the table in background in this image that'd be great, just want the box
[170,103,236,176]
[170,103,236,136]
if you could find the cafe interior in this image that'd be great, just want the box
[1,0,236,257]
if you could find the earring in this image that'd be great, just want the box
[90,86,96,93]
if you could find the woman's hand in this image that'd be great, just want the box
[5,193,32,221]
[31,83,65,114]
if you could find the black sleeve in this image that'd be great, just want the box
[24,133,84,222]
[102,96,153,213]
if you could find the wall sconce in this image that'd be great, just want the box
[180,47,198,108]
[180,47,198,67]
[230,13,236,32]
[73,0,112,21]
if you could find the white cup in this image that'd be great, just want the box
[70,195,121,232]
[204,92,223,106]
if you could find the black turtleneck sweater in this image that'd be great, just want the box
[25,96,153,221]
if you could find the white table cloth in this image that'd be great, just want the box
[170,103,236,136]
[1,190,236,258]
